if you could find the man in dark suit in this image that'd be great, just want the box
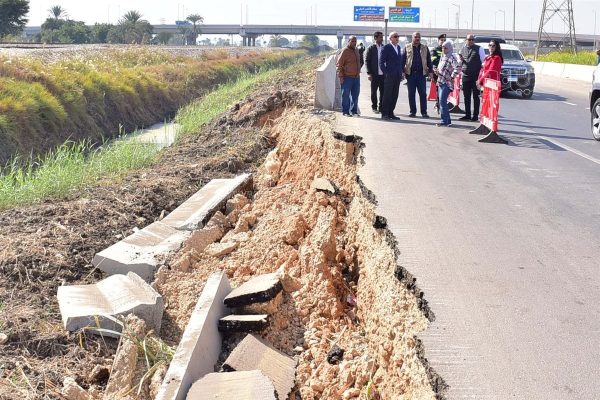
[379,31,406,120]
[365,31,385,113]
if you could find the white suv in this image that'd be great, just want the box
[591,64,600,140]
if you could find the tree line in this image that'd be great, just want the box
[0,0,325,49]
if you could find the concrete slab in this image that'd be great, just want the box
[223,334,297,400]
[162,174,252,231]
[223,272,282,308]
[57,272,163,336]
[314,55,339,110]
[92,221,190,281]
[218,314,269,332]
[155,271,232,400]
[186,371,277,400]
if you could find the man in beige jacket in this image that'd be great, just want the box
[336,36,361,116]
[404,32,434,118]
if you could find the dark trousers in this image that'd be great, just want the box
[370,75,385,111]
[462,79,480,118]
[381,73,400,117]
[406,74,428,115]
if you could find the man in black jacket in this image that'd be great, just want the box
[365,31,385,113]
[459,34,486,121]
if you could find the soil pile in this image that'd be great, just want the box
[154,108,438,399]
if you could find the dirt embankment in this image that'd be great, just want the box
[0,56,440,399]
[0,62,313,399]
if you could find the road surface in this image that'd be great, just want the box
[353,74,600,399]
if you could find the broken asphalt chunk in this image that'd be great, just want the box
[57,272,163,336]
[223,272,283,308]
[223,334,297,400]
[186,371,277,400]
[326,344,345,365]
[218,314,269,332]
[373,215,387,229]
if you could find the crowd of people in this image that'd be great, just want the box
[336,31,506,142]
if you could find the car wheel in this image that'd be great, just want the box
[522,89,533,99]
[592,97,600,141]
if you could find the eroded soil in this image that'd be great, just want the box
[0,56,439,400]
[0,62,314,399]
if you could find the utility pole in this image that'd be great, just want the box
[536,0,577,59]
[452,3,460,40]
[471,0,474,31]
[513,0,516,42]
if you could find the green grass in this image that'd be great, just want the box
[0,60,309,210]
[534,50,598,65]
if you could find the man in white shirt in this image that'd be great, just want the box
[365,31,385,113]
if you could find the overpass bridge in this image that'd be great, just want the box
[23,24,598,48]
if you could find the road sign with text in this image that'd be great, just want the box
[353,6,385,22]
[389,7,420,23]
[396,1,412,6]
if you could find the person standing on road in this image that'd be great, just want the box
[459,34,486,121]
[430,33,446,114]
[404,32,434,118]
[336,36,361,117]
[379,31,406,120]
[434,40,461,127]
[365,31,385,114]
[473,39,506,143]
[596,47,600,65]
[357,42,366,68]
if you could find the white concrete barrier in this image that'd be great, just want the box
[156,271,232,400]
[57,272,164,336]
[92,173,252,281]
[314,55,341,110]
[531,61,596,83]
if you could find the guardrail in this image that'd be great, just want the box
[531,61,597,83]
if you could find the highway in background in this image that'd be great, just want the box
[355,74,600,399]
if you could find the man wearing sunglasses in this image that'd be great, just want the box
[379,31,406,120]
[459,34,486,121]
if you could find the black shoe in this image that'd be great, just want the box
[390,115,401,120]
[343,113,352,117]
[459,116,472,121]
[372,109,380,114]
[408,113,416,118]
[471,116,479,121]
[381,115,392,120]
[422,113,430,119]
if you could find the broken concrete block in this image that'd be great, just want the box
[224,272,282,308]
[205,241,238,257]
[93,221,190,281]
[155,271,231,400]
[311,177,338,195]
[104,315,147,400]
[162,174,251,231]
[223,334,297,400]
[218,314,269,332]
[186,371,277,400]
[57,272,163,336]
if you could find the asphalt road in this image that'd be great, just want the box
[352,74,600,399]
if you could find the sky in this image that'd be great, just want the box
[24,0,600,36]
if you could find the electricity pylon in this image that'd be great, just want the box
[535,0,577,59]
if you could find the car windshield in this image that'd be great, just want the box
[483,48,524,61]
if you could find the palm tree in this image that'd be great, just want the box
[48,5,66,20]
[120,10,143,24]
[186,14,203,45]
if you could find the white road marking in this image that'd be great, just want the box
[523,129,600,165]
[537,135,600,166]
[562,101,577,106]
